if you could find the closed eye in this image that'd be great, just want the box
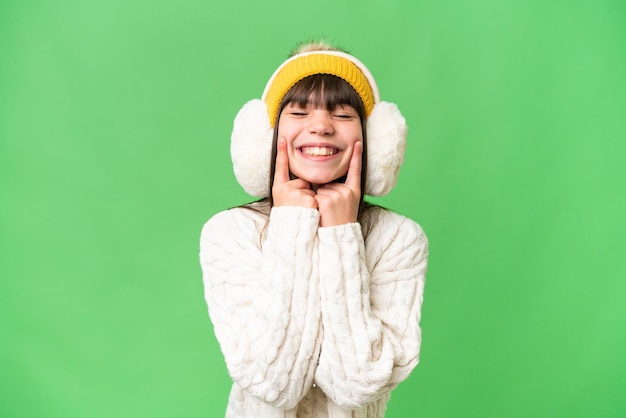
[333,113,357,119]
[333,105,358,119]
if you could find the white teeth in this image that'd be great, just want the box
[301,147,338,156]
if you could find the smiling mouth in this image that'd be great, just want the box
[299,146,340,156]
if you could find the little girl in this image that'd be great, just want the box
[200,41,428,418]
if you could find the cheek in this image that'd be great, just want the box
[347,124,363,142]
[276,123,300,143]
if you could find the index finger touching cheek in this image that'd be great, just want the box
[273,137,290,185]
[345,140,363,190]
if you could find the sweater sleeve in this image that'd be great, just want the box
[314,210,428,408]
[200,206,322,409]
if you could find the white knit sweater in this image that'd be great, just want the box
[200,203,428,418]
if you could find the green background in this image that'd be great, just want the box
[2,0,625,417]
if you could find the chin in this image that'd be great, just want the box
[293,168,348,186]
[306,175,347,186]
[306,179,332,186]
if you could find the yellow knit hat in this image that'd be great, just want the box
[261,50,380,126]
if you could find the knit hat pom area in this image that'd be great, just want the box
[229,44,408,198]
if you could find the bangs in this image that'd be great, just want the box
[280,74,366,117]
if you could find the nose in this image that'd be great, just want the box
[308,110,334,135]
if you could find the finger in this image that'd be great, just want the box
[273,138,290,185]
[291,178,313,191]
[345,141,363,190]
[315,183,342,194]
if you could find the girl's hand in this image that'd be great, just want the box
[315,141,362,227]
[272,138,318,209]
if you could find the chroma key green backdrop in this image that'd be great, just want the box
[1,1,625,417]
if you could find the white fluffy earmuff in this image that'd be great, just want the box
[364,101,407,196]
[230,99,273,197]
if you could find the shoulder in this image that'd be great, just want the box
[361,205,429,277]
[201,201,269,243]
[200,202,320,245]
[362,204,427,244]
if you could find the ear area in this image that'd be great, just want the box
[230,99,274,197]
[365,101,408,196]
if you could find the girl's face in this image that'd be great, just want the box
[277,102,363,187]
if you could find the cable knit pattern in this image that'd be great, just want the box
[200,203,428,418]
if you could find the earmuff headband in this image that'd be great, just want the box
[230,47,407,198]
